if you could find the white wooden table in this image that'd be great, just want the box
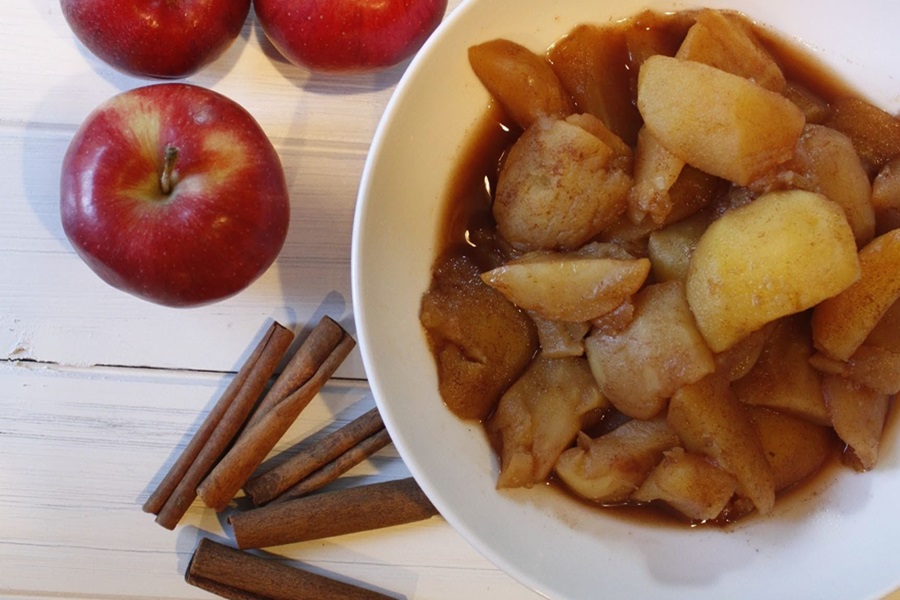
[0,2,546,598]
[2,3,898,600]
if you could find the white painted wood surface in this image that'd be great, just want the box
[0,1,544,598]
[1,2,898,600]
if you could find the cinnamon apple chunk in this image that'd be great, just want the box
[637,54,805,186]
[647,209,711,284]
[810,296,900,394]
[812,228,900,361]
[793,125,875,246]
[585,281,716,420]
[554,418,679,503]
[753,124,875,246]
[420,252,538,421]
[547,23,642,145]
[626,126,686,225]
[686,189,861,353]
[632,447,737,522]
[747,406,835,492]
[732,314,830,425]
[675,8,786,92]
[488,355,606,488]
[822,374,892,471]
[468,38,573,129]
[480,249,650,323]
[825,96,900,172]
[810,346,900,396]
[871,158,900,235]
[667,372,776,515]
[493,116,632,251]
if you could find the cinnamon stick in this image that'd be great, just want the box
[271,428,393,504]
[242,316,347,432]
[144,322,295,530]
[197,318,356,511]
[186,538,397,600]
[229,477,439,550]
[244,407,387,505]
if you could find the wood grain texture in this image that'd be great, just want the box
[0,361,540,599]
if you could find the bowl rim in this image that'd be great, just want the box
[351,1,900,599]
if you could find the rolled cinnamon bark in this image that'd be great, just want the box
[197,317,356,511]
[271,428,393,504]
[144,322,295,529]
[242,316,348,432]
[186,538,396,600]
[244,407,387,505]
[229,477,439,549]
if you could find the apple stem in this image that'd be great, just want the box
[160,145,179,195]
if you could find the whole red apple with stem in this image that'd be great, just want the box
[60,83,290,307]
[60,0,251,78]
[254,0,448,72]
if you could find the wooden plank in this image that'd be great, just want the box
[0,361,538,599]
[2,4,412,141]
[0,124,366,375]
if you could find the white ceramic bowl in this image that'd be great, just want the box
[351,1,900,599]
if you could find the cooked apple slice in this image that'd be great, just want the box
[810,346,900,396]
[489,355,606,488]
[548,24,642,145]
[686,189,861,352]
[732,314,830,425]
[746,406,835,492]
[812,228,900,361]
[529,313,590,358]
[493,116,632,251]
[554,419,678,503]
[783,81,831,124]
[468,39,573,129]
[825,96,900,172]
[714,321,773,382]
[647,209,711,283]
[667,372,775,514]
[637,54,805,186]
[676,9,786,92]
[585,281,715,419]
[783,124,875,246]
[633,447,737,522]
[821,374,892,471]
[871,158,900,235]
[481,249,650,322]
[864,297,900,352]
[419,252,538,420]
[627,126,686,225]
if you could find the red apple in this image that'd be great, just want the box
[254,0,448,72]
[60,0,251,78]
[60,83,290,307]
